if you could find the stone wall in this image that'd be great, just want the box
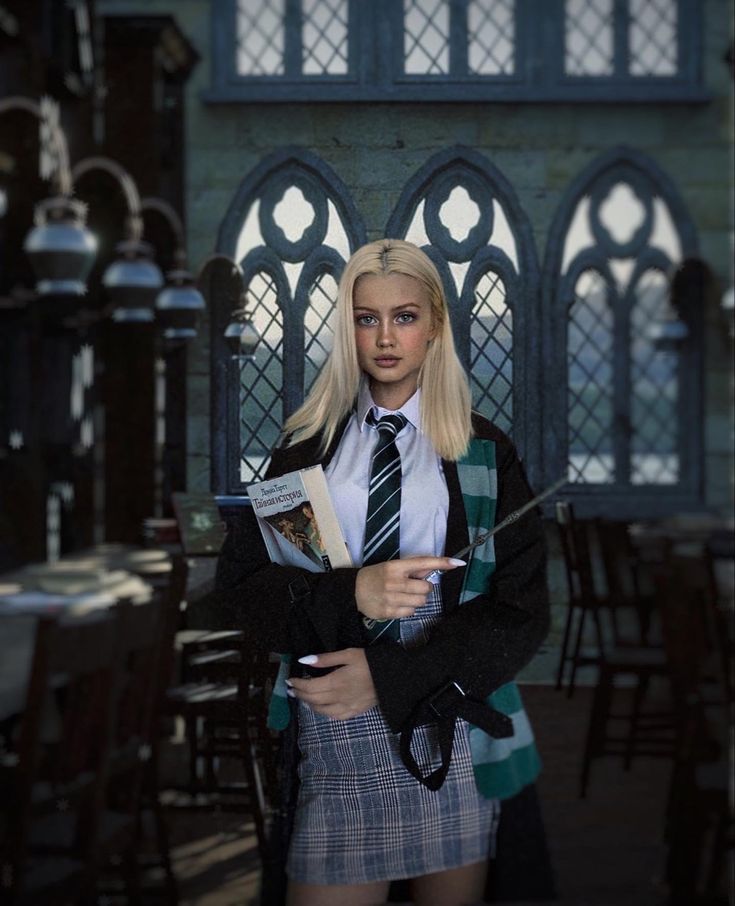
[99,0,734,517]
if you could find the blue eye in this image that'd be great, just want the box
[356,314,377,326]
[396,311,416,323]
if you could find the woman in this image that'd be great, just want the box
[215,238,549,906]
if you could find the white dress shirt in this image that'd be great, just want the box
[324,384,449,566]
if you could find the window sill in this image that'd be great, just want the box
[202,84,712,105]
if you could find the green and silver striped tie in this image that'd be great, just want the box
[361,411,407,644]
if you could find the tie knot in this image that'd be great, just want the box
[368,411,407,438]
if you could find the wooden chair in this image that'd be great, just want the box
[177,628,244,684]
[0,610,120,905]
[595,518,658,646]
[134,554,192,906]
[554,502,673,796]
[163,632,274,863]
[554,500,602,695]
[657,552,732,903]
[144,552,274,867]
[92,597,169,903]
[593,518,674,769]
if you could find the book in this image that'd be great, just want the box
[246,466,352,573]
[20,563,129,596]
[171,492,228,555]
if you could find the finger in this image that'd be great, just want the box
[287,673,340,695]
[297,649,358,670]
[288,680,340,703]
[390,606,420,618]
[287,677,317,694]
[294,689,337,707]
[386,598,427,615]
[402,578,434,595]
[403,555,466,571]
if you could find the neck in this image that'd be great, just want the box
[369,381,417,411]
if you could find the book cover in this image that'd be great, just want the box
[246,466,352,573]
[171,492,228,555]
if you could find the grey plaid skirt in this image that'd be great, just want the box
[286,583,500,885]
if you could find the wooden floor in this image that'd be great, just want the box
[151,682,698,906]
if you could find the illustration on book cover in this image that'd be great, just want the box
[261,501,328,570]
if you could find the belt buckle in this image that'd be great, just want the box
[287,574,311,604]
[428,679,465,720]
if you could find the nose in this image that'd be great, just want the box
[377,320,395,347]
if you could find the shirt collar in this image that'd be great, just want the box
[357,383,420,433]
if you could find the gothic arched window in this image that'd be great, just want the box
[542,147,702,516]
[387,147,542,486]
[213,149,366,492]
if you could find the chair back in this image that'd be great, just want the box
[4,610,120,900]
[655,552,725,711]
[555,501,603,646]
[595,519,655,645]
[107,599,165,799]
[155,554,190,699]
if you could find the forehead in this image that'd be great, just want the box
[353,272,429,308]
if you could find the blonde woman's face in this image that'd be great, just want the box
[352,272,437,409]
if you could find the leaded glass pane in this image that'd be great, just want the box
[565,0,614,76]
[236,0,285,75]
[274,186,316,242]
[630,269,679,484]
[568,270,614,483]
[239,271,283,483]
[471,271,513,433]
[404,0,450,75]
[468,0,515,76]
[303,0,349,75]
[304,272,337,395]
[440,186,481,241]
[629,0,677,76]
[599,182,647,244]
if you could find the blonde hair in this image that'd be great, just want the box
[283,238,473,461]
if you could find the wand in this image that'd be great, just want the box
[424,475,568,583]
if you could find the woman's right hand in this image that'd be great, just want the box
[355,556,465,622]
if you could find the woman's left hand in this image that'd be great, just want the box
[286,648,378,720]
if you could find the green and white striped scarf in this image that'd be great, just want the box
[457,437,541,800]
[267,437,541,800]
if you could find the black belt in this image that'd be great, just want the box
[399,680,514,791]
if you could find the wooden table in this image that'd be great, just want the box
[629,513,734,604]
[0,545,224,724]
[0,546,162,724]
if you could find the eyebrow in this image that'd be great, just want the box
[352,301,422,312]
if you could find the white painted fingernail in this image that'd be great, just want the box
[449,558,467,566]
[286,687,296,697]
[285,679,293,687]
[298,654,319,665]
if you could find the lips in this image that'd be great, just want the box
[374,356,400,366]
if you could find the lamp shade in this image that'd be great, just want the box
[103,239,164,322]
[224,309,260,359]
[23,196,98,296]
[155,268,206,340]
